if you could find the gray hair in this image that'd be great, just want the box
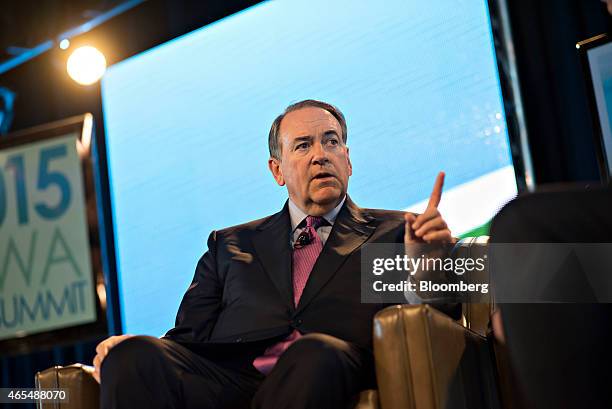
[268,99,347,159]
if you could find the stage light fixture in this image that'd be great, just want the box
[66,46,106,85]
[59,39,70,49]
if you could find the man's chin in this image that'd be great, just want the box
[310,187,343,206]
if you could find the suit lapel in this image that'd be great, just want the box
[295,196,376,314]
[252,202,295,311]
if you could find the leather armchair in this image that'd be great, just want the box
[372,304,500,409]
[36,238,497,409]
[35,364,99,409]
[35,303,499,409]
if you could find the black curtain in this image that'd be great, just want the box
[504,0,610,183]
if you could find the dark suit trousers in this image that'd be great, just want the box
[100,334,375,409]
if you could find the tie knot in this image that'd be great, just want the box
[306,215,325,230]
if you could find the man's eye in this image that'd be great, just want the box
[296,142,309,150]
[328,139,339,146]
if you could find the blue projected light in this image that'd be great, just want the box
[102,0,517,336]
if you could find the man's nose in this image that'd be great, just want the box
[311,141,329,165]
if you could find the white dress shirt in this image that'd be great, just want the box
[288,196,346,246]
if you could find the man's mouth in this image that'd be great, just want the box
[312,172,335,181]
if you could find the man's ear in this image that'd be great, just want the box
[268,157,285,186]
[346,147,353,177]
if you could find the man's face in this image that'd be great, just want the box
[269,106,352,216]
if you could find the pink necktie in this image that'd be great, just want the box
[253,216,324,374]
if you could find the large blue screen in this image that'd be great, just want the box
[102,0,517,336]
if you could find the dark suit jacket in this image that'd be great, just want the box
[164,196,407,356]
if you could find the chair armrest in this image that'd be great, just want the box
[373,305,499,409]
[455,236,492,337]
[35,364,100,409]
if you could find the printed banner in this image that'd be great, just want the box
[0,134,96,340]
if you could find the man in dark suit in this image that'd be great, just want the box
[94,100,454,409]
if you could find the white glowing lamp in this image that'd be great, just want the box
[66,46,107,85]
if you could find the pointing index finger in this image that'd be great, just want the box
[426,171,445,210]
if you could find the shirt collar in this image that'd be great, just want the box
[288,195,346,232]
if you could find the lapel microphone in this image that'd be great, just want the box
[294,229,313,249]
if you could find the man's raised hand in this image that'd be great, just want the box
[404,171,453,244]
